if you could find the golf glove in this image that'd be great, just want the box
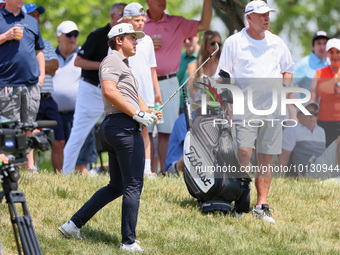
[133,110,157,127]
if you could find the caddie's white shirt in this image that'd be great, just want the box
[216,27,294,120]
[108,35,157,107]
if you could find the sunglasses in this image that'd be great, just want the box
[65,31,79,38]
[299,110,318,116]
[210,41,221,47]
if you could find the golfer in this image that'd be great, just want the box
[59,23,161,252]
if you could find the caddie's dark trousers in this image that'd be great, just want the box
[71,113,145,244]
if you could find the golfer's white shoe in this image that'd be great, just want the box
[120,241,144,252]
[58,220,82,239]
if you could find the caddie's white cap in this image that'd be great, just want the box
[107,23,145,39]
[244,0,277,15]
[326,38,340,52]
[117,2,146,23]
[57,21,79,36]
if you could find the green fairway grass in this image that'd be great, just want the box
[1,171,339,255]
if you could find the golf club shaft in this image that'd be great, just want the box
[140,43,220,131]
[158,43,220,112]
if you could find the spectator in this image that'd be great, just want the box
[216,0,294,224]
[120,2,162,179]
[59,23,160,252]
[23,3,64,173]
[279,102,340,179]
[164,113,187,175]
[62,3,126,175]
[177,34,200,113]
[311,38,340,147]
[52,21,97,175]
[144,0,212,175]
[0,0,45,171]
[293,31,329,96]
[189,30,222,100]
[0,0,5,9]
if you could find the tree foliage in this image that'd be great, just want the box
[33,0,339,56]
[33,0,199,47]
[212,0,340,56]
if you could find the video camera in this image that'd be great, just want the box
[0,119,55,255]
[0,119,56,165]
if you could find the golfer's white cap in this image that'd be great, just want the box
[57,21,79,36]
[326,38,340,52]
[107,23,145,39]
[244,1,277,15]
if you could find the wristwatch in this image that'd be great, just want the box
[282,84,290,87]
[137,110,145,118]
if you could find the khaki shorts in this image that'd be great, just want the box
[148,77,180,134]
[0,83,41,123]
[233,119,282,154]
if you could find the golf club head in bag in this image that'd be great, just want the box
[183,75,251,214]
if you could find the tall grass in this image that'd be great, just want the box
[1,171,339,255]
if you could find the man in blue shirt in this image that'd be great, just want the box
[0,0,45,171]
[293,31,329,96]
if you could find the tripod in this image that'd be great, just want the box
[0,162,42,255]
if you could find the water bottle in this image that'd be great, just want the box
[154,103,164,124]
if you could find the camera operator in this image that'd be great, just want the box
[0,153,8,255]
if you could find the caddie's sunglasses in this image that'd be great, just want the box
[210,41,222,47]
[65,31,79,38]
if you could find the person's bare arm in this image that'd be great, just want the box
[197,0,212,31]
[188,61,198,100]
[151,67,162,104]
[45,59,59,77]
[36,50,45,86]
[310,73,319,103]
[74,55,101,70]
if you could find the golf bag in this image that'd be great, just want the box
[182,74,251,214]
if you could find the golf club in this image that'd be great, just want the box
[140,43,220,131]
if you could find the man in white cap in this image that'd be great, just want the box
[216,0,295,224]
[119,2,162,179]
[59,23,161,253]
[53,21,97,175]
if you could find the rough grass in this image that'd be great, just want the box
[1,170,339,255]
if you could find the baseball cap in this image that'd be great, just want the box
[244,0,276,15]
[312,31,329,45]
[298,102,319,114]
[117,2,146,23]
[22,3,45,14]
[326,38,340,52]
[57,21,79,36]
[107,23,145,39]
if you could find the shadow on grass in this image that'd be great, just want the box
[82,227,120,245]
